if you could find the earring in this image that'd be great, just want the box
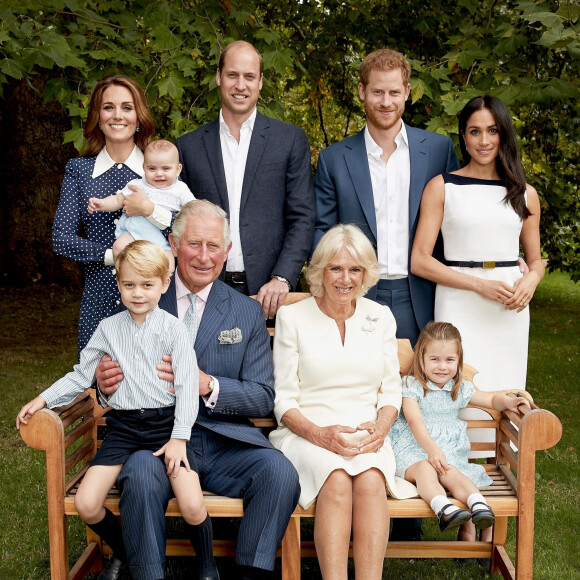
[135,125,141,133]
[98,123,102,130]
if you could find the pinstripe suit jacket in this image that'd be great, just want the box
[158,277,276,449]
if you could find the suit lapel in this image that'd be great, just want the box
[194,281,229,359]
[344,129,378,242]
[202,120,230,213]
[159,276,178,317]
[240,112,270,214]
[407,125,429,233]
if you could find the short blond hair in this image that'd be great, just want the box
[144,139,179,163]
[307,224,379,298]
[115,240,170,281]
[359,49,411,87]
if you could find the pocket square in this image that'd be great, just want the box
[218,327,242,344]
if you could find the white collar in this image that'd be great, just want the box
[219,107,257,135]
[175,270,213,304]
[364,122,409,158]
[92,145,144,178]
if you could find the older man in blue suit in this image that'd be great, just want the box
[97,200,300,580]
[176,41,315,320]
[314,49,459,347]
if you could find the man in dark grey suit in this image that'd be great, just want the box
[97,200,300,580]
[176,41,315,319]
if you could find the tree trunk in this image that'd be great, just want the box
[0,76,81,286]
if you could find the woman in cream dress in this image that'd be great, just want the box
[270,224,416,580]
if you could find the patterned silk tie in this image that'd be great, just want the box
[183,293,198,346]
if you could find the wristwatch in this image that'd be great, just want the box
[272,275,291,291]
[207,376,215,393]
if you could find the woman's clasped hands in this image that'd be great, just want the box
[313,419,390,456]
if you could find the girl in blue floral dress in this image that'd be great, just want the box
[391,322,529,532]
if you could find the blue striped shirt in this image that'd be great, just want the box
[41,307,198,440]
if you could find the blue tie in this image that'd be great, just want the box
[183,293,198,346]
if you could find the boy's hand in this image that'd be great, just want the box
[16,396,47,429]
[153,438,189,478]
[87,198,101,214]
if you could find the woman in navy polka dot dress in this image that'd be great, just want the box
[52,75,159,354]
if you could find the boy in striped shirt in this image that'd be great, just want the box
[17,240,219,580]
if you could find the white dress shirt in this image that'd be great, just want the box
[219,108,257,272]
[175,272,220,408]
[364,124,410,278]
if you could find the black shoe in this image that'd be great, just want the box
[471,502,496,528]
[437,504,472,533]
[96,557,127,580]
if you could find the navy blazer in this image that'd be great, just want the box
[313,125,459,330]
[158,278,275,449]
[176,113,315,294]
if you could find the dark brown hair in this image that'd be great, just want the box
[406,321,464,400]
[82,75,154,157]
[458,95,530,220]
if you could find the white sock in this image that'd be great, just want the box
[467,493,487,511]
[430,495,459,516]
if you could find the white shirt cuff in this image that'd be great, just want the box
[203,376,220,409]
[147,204,172,230]
[104,249,115,266]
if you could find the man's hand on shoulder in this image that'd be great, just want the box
[256,278,289,319]
[96,355,124,395]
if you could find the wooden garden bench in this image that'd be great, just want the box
[20,293,562,580]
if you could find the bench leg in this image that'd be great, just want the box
[491,516,508,574]
[281,516,301,580]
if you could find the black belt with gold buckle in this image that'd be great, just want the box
[225,271,247,284]
[444,260,519,269]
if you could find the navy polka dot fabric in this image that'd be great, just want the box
[52,156,140,355]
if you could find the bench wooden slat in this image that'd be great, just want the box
[19,336,563,580]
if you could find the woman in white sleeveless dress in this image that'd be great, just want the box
[410,95,544,542]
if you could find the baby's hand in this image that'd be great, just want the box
[87,198,101,214]
[16,396,47,429]
[428,449,449,476]
[153,438,190,478]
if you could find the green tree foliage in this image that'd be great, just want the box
[0,0,578,279]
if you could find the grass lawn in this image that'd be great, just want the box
[1,272,578,579]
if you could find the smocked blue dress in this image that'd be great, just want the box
[52,152,142,354]
[391,376,492,487]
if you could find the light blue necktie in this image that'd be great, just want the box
[183,293,198,346]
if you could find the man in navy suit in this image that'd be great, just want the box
[97,200,300,580]
[176,41,315,320]
[314,49,459,346]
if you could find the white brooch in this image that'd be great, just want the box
[362,315,378,333]
[218,327,242,344]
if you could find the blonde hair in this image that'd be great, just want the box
[145,139,179,162]
[405,321,464,400]
[115,240,170,281]
[307,224,379,298]
[171,200,231,249]
[359,49,411,87]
